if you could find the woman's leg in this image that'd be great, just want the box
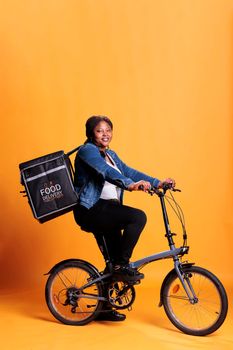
[93,230,122,266]
[74,199,147,265]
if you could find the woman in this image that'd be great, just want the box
[73,115,175,321]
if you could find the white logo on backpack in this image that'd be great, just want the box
[40,182,63,202]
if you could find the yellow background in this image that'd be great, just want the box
[0,0,233,349]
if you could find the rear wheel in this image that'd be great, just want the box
[162,266,228,336]
[45,261,103,325]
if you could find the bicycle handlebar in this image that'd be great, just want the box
[139,183,181,195]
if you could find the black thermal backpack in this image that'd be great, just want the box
[19,147,80,223]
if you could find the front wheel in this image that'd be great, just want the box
[162,266,228,336]
[45,261,103,325]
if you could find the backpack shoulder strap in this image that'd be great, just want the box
[66,146,81,157]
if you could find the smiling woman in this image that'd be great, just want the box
[85,116,113,150]
[92,121,113,150]
[72,115,175,321]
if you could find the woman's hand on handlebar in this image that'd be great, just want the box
[127,178,176,193]
[128,180,151,192]
[157,178,176,190]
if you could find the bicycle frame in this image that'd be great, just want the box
[130,189,189,269]
[131,189,197,303]
[76,188,199,304]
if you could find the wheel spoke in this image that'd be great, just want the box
[57,271,73,288]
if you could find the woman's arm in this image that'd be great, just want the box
[110,151,161,188]
[77,143,134,189]
[119,158,175,191]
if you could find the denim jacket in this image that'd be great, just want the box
[74,142,160,209]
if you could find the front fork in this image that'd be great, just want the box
[159,261,198,307]
[174,261,198,304]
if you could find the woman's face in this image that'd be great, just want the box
[93,121,113,150]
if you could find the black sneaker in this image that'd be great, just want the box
[95,310,126,322]
[113,264,144,281]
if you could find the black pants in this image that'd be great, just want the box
[73,199,147,265]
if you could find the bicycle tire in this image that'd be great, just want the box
[162,265,228,336]
[45,261,103,325]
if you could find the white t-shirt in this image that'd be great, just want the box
[100,154,121,200]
